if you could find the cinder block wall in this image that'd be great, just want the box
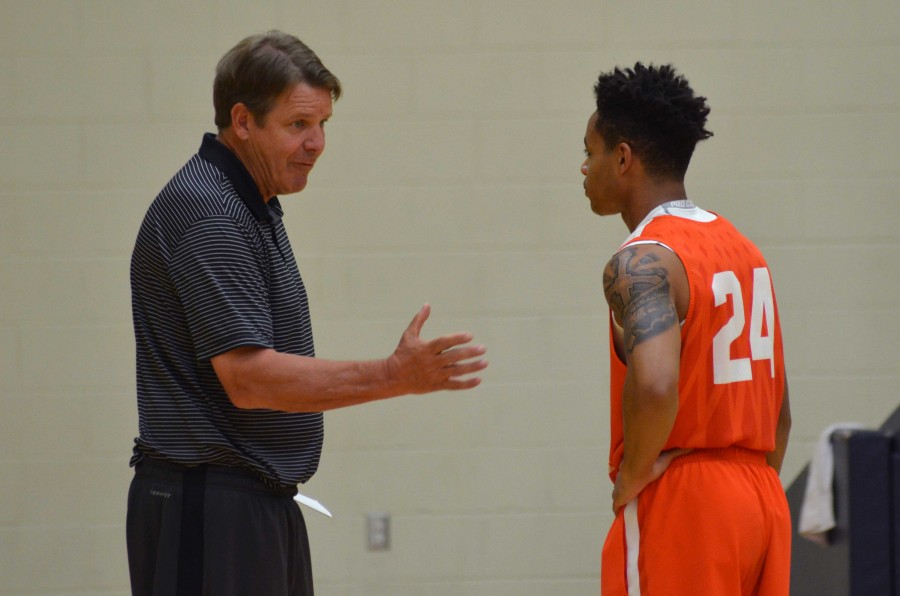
[1,1,897,594]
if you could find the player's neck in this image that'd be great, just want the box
[622,180,688,232]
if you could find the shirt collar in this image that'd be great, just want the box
[622,199,717,247]
[198,133,273,222]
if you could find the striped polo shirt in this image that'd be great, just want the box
[129,133,323,486]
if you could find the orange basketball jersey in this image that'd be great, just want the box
[608,203,786,479]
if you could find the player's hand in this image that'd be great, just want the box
[385,304,488,394]
[612,448,693,512]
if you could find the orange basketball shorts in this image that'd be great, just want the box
[600,447,791,596]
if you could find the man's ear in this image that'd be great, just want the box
[617,142,633,172]
[230,103,252,140]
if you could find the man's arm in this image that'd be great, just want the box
[211,303,487,412]
[604,244,687,511]
[766,379,791,473]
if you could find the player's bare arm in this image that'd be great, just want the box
[604,246,680,350]
[604,244,689,511]
[767,379,792,473]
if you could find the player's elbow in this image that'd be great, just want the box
[777,402,792,438]
[777,382,792,437]
[630,379,679,418]
[778,408,793,434]
[633,373,679,407]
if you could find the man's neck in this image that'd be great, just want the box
[215,130,272,203]
[622,180,688,232]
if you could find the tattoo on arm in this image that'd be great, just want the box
[604,248,679,354]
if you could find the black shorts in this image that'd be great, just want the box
[126,457,314,596]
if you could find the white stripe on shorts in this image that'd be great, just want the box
[624,499,641,595]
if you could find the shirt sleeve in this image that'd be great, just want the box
[169,215,274,361]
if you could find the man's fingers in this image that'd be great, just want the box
[442,358,489,377]
[436,344,486,366]
[394,305,489,393]
[440,376,483,391]
[402,306,479,355]
[426,332,477,354]
[405,303,431,339]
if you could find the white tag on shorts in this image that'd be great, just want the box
[293,492,333,518]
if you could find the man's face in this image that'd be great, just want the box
[244,82,333,198]
[581,111,620,216]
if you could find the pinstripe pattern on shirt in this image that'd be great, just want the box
[130,134,323,486]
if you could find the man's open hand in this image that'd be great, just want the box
[385,304,488,394]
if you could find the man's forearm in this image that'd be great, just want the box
[211,306,488,412]
[215,347,401,412]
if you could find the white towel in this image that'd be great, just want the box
[798,422,868,546]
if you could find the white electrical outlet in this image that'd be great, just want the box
[366,512,390,551]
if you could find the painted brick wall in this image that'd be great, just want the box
[1,1,897,594]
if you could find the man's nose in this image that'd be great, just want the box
[304,127,325,154]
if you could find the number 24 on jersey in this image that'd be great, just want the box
[712,267,776,385]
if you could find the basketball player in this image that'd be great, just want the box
[582,63,792,595]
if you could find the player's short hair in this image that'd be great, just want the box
[593,63,713,181]
[214,30,341,130]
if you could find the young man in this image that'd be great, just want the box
[581,63,792,595]
[127,31,487,595]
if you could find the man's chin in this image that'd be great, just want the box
[590,202,614,217]
[280,178,309,196]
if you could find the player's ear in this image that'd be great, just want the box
[616,142,633,172]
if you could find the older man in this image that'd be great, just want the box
[127,31,487,596]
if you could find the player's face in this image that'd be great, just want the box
[244,82,332,198]
[581,112,620,216]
